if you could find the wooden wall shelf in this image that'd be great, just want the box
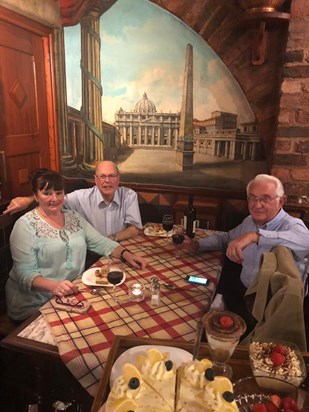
[239,11,290,65]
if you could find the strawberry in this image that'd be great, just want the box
[282,397,299,412]
[265,402,279,412]
[272,343,289,356]
[270,394,282,409]
[219,315,233,328]
[253,403,268,412]
[270,351,286,366]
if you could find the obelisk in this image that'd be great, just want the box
[176,43,194,170]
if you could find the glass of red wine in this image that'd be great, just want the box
[107,261,125,302]
[162,214,174,243]
[172,233,185,258]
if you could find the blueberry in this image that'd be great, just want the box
[204,368,215,381]
[165,360,173,371]
[128,377,140,389]
[223,391,235,402]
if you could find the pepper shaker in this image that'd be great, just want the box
[150,276,161,307]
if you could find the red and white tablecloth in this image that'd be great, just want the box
[40,228,223,396]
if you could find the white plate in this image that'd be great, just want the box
[144,226,175,237]
[110,345,192,385]
[82,267,126,288]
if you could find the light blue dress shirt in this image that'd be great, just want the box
[64,186,142,236]
[199,208,309,288]
[6,209,118,320]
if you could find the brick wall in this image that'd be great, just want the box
[272,0,309,205]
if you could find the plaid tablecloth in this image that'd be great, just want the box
[40,228,223,397]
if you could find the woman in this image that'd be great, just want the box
[5,169,147,322]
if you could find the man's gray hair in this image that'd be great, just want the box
[246,174,285,197]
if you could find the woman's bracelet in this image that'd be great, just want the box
[120,248,130,262]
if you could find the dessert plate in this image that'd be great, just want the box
[110,345,192,385]
[82,267,126,288]
[144,225,175,237]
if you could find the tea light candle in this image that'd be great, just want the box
[128,282,145,302]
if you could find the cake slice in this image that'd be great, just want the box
[134,348,177,411]
[105,363,173,412]
[176,359,238,412]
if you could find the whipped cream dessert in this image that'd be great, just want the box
[203,311,247,363]
[250,341,306,388]
[105,348,238,412]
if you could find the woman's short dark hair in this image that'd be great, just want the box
[30,169,64,193]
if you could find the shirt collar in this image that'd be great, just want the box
[95,186,120,207]
[257,208,285,230]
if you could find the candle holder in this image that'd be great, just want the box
[128,282,145,302]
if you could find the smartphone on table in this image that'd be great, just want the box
[185,275,210,286]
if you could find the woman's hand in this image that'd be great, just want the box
[53,280,79,297]
[125,253,147,269]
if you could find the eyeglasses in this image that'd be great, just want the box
[55,296,85,308]
[247,195,280,204]
[95,174,119,181]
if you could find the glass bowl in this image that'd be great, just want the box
[249,338,307,388]
[233,376,309,412]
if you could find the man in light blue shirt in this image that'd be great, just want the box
[184,174,309,329]
[3,161,142,242]
[187,174,309,287]
[65,161,142,242]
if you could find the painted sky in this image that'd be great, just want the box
[64,0,254,124]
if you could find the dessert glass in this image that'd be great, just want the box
[203,310,246,379]
[249,338,307,390]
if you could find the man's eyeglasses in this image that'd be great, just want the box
[95,174,119,181]
[247,195,280,204]
[55,296,85,308]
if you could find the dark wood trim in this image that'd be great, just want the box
[1,312,59,360]
[0,5,54,35]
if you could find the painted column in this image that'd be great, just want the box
[80,8,104,169]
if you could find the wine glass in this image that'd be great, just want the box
[202,310,246,379]
[172,233,185,258]
[107,261,125,302]
[162,214,174,243]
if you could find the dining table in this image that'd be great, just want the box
[1,226,223,404]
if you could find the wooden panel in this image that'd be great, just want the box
[0,18,51,197]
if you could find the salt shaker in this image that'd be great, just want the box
[150,276,161,307]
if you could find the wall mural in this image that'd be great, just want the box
[63,0,267,191]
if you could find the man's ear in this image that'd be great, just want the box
[280,195,287,207]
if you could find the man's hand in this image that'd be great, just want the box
[226,232,260,264]
[2,196,34,215]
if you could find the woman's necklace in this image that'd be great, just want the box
[36,207,64,230]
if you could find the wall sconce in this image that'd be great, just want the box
[238,0,290,65]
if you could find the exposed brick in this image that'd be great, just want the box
[277,126,309,137]
[284,181,309,197]
[275,138,292,152]
[273,153,307,165]
[295,108,309,124]
[290,0,309,19]
[281,79,303,93]
[271,167,291,182]
[283,65,309,78]
[278,111,294,124]
[285,49,304,63]
[297,140,309,152]
[291,168,309,180]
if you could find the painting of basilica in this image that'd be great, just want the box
[62,0,267,190]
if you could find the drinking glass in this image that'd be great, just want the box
[162,214,174,243]
[107,261,125,302]
[203,310,246,379]
[172,233,185,258]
